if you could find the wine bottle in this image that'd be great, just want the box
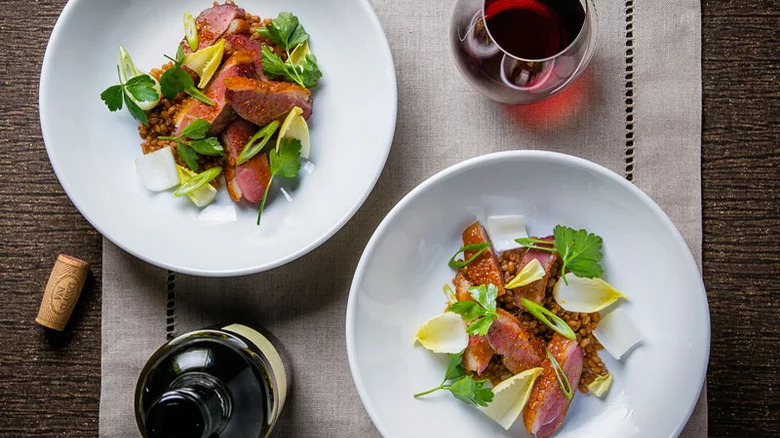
[135,324,290,438]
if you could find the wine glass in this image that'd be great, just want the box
[451,0,598,104]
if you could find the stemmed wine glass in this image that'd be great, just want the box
[451,0,598,104]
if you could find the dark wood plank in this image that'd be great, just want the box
[0,0,777,437]
[701,1,780,436]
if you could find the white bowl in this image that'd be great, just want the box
[40,0,396,276]
[347,151,709,438]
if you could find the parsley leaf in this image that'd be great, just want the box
[159,53,215,106]
[257,14,320,89]
[100,66,157,125]
[448,284,499,336]
[257,12,308,51]
[414,353,494,407]
[449,375,494,407]
[553,225,604,282]
[297,54,322,88]
[125,75,159,102]
[515,225,605,285]
[189,138,224,156]
[179,119,210,139]
[123,92,148,125]
[100,85,124,111]
[158,119,224,170]
[177,143,199,171]
[443,353,466,381]
[256,137,302,225]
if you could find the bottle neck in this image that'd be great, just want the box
[145,373,232,438]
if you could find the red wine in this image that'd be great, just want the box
[485,0,585,60]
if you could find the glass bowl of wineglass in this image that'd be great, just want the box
[451,0,598,104]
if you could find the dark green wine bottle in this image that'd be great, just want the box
[135,324,290,438]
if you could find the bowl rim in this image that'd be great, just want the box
[38,0,398,277]
[345,150,710,437]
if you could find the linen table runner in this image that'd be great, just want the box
[100,0,706,436]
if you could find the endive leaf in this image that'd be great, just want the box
[478,367,543,430]
[505,259,545,289]
[593,308,642,360]
[587,372,613,398]
[413,313,469,354]
[553,276,626,313]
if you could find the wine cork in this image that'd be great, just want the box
[36,254,89,331]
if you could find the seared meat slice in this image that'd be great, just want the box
[462,222,506,296]
[485,309,545,374]
[512,236,560,307]
[220,119,271,203]
[174,52,256,137]
[452,271,495,375]
[184,4,247,51]
[463,335,493,375]
[224,35,267,80]
[524,334,584,438]
[224,77,313,126]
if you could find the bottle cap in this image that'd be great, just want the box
[35,254,89,331]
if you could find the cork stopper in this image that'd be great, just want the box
[36,254,89,331]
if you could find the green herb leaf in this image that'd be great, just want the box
[257,12,308,51]
[553,225,604,284]
[257,137,303,225]
[237,120,279,165]
[519,297,576,340]
[160,66,191,99]
[261,46,294,80]
[466,316,496,337]
[185,86,215,106]
[297,53,322,88]
[443,353,466,382]
[546,348,573,400]
[177,143,199,171]
[448,242,491,269]
[190,138,224,156]
[125,75,159,102]
[448,301,484,322]
[448,375,494,407]
[180,119,211,140]
[100,85,124,112]
[123,91,148,125]
[176,44,185,64]
[270,138,302,178]
[448,284,499,336]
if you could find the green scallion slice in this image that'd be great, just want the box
[519,297,576,340]
[546,348,574,400]
[183,12,198,51]
[448,242,491,269]
[173,166,221,197]
[237,121,280,165]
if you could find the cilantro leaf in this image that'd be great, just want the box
[100,85,124,112]
[271,138,302,178]
[470,283,498,314]
[443,353,466,382]
[190,137,225,156]
[553,225,604,283]
[180,119,211,140]
[448,301,484,322]
[125,75,158,102]
[297,53,322,88]
[257,12,308,51]
[466,316,495,337]
[123,91,148,125]
[177,143,199,171]
[449,375,494,407]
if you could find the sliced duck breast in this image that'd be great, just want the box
[224,77,312,126]
[485,309,545,374]
[512,236,561,307]
[220,119,271,203]
[461,222,506,296]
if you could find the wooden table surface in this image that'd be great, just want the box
[0,1,777,436]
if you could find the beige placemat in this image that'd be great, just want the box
[100,0,706,436]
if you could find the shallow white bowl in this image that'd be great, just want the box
[40,0,396,276]
[347,151,709,438]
